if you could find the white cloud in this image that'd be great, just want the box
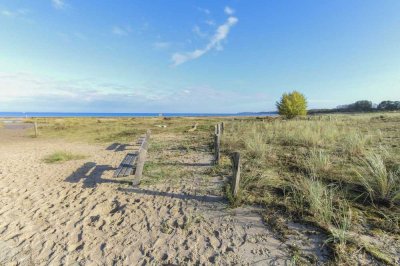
[52,0,66,10]
[112,26,132,36]
[171,15,238,66]
[224,6,235,15]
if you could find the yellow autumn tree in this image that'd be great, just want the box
[276,91,307,118]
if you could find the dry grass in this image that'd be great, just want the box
[356,153,400,206]
[25,113,400,264]
[221,112,400,264]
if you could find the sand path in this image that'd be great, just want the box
[0,128,326,265]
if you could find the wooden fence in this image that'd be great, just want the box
[213,122,224,164]
[213,122,241,197]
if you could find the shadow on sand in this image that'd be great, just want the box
[65,162,131,188]
[105,143,134,152]
[118,187,226,204]
[157,162,212,167]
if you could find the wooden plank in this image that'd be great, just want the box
[231,152,241,197]
[113,166,124,177]
[114,153,137,177]
[121,153,138,176]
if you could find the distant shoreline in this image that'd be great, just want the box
[0,112,278,118]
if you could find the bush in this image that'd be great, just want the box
[276,91,307,118]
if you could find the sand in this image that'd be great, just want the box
[0,124,329,265]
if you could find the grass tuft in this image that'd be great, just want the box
[356,153,400,206]
[43,151,86,164]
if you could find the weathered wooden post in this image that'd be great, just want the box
[220,122,224,134]
[215,123,221,135]
[231,152,241,197]
[34,121,38,137]
[214,133,220,165]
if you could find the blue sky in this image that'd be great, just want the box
[0,0,399,113]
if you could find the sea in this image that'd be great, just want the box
[0,112,277,118]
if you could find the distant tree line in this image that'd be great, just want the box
[309,100,400,114]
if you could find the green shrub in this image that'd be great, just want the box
[276,91,308,118]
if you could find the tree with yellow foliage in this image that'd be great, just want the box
[276,91,307,118]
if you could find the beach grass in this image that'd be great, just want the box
[221,112,400,263]
[43,151,87,163]
[27,112,400,264]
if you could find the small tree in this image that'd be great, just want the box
[276,91,307,118]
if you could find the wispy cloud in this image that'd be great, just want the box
[224,6,235,15]
[204,19,216,26]
[0,72,269,112]
[57,31,88,42]
[192,25,208,38]
[52,0,66,10]
[153,42,171,50]
[197,7,210,15]
[1,9,30,18]
[171,9,238,66]
[112,25,132,36]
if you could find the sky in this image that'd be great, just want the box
[0,0,399,113]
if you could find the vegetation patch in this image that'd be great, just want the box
[221,112,400,264]
[43,151,87,163]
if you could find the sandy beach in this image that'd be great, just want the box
[0,121,332,265]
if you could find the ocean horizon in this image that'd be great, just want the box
[0,112,277,118]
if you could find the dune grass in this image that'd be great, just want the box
[221,112,400,264]
[28,113,400,264]
[43,151,87,163]
[356,153,400,206]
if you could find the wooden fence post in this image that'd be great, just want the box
[231,152,241,197]
[220,122,224,134]
[34,122,38,137]
[214,133,220,164]
[215,124,221,135]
